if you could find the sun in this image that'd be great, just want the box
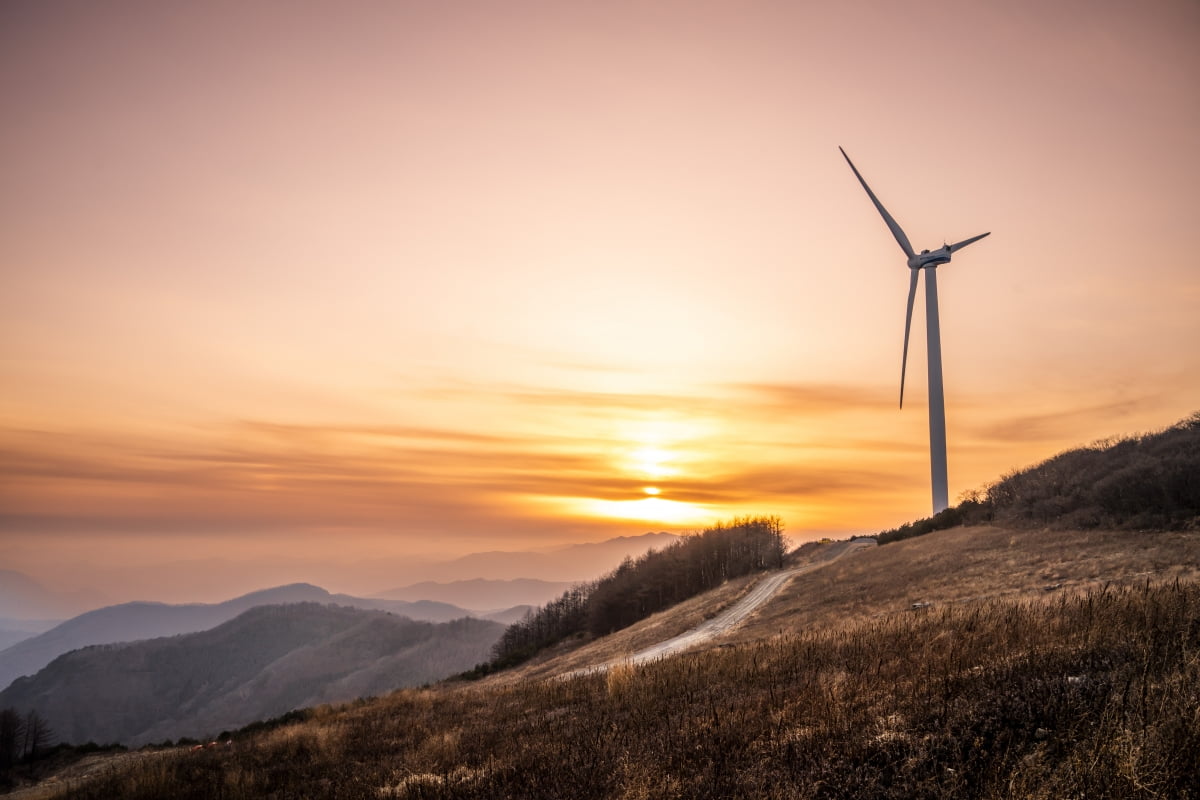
[575,495,710,526]
[528,413,720,527]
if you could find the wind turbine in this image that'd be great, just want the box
[839,147,989,515]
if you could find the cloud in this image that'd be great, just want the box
[724,382,896,414]
[0,377,932,543]
[967,397,1153,445]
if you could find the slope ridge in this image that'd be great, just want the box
[0,583,474,691]
[0,603,503,746]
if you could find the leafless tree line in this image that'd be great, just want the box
[487,517,786,668]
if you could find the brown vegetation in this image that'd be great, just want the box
[740,525,1200,641]
[480,517,785,672]
[878,411,1200,544]
[45,578,1200,799]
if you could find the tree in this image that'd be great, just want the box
[0,708,23,770]
[490,516,790,662]
[21,711,53,762]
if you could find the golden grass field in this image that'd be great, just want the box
[490,525,1199,684]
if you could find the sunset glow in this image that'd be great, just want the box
[2,0,1198,603]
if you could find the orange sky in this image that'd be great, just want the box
[2,0,1198,602]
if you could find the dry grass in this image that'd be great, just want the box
[477,538,864,684]
[36,526,1200,799]
[50,578,1200,799]
[487,571,762,684]
[480,525,1200,682]
[736,526,1200,642]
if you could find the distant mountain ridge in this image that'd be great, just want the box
[0,603,504,746]
[428,532,683,582]
[0,617,59,652]
[0,583,480,692]
[377,578,577,610]
[0,569,106,620]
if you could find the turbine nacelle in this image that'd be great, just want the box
[908,248,952,269]
[906,231,992,269]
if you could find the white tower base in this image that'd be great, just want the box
[924,267,949,513]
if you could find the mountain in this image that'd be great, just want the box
[324,592,480,622]
[0,570,105,620]
[45,533,688,606]
[480,604,534,625]
[0,617,60,653]
[376,578,577,610]
[0,629,36,652]
[0,583,477,692]
[426,532,682,583]
[0,603,503,747]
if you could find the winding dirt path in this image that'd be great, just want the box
[571,538,875,675]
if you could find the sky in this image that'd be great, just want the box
[2,0,1198,603]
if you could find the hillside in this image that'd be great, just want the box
[36,526,1200,799]
[0,621,57,654]
[0,603,502,747]
[489,525,1197,684]
[878,411,1200,544]
[0,583,479,692]
[480,518,785,673]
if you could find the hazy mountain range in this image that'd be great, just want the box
[1,532,682,623]
[425,533,682,583]
[0,532,683,747]
[376,578,576,610]
[0,583,491,692]
[0,603,503,746]
[0,617,59,653]
[0,569,105,622]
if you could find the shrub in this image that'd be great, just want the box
[879,411,1200,544]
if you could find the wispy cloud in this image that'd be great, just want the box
[724,382,896,413]
[0,378,922,542]
[967,397,1154,445]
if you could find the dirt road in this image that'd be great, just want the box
[572,538,875,675]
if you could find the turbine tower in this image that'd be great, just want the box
[839,147,990,514]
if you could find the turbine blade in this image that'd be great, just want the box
[900,268,919,409]
[840,146,916,259]
[947,231,990,253]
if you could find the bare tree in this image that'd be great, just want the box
[0,708,23,770]
[21,711,53,761]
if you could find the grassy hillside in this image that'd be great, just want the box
[0,604,501,747]
[879,411,1200,544]
[46,575,1200,799]
[738,525,1200,643]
